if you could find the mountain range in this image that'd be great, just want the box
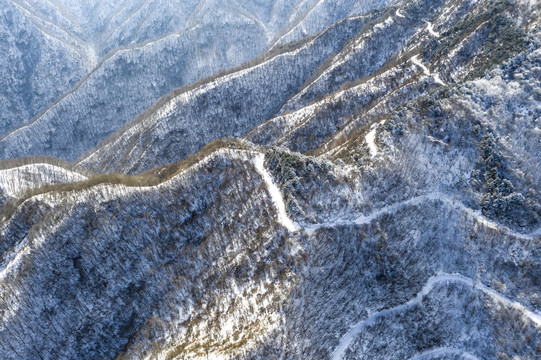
[0,0,540,359]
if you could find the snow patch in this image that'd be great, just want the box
[254,154,300,232]
[425,21,440,37]
[411,54,431,76]
[411,55,446,86]
[365,120,385,157]
[374,15,394,31]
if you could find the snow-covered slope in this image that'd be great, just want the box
[268,0,394,49]
[1,0,540,359]
[0,0,89,136]
[77,0,533,175]
[246,0,532,156]
[76,15,369,174]
[0,0,393,162]
[0,163,86,199]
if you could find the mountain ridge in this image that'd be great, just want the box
[0,0,393,161]
[0,0,540,359]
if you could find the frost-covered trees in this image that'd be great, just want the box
[473,133,528,226]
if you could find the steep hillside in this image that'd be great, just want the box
[267,0,394,48]
[0,159,88,205]
[247,0,535,154]
[0,0,89,135]
[0,0,392,161]
[0,0,540,359]
[76,14,372,174]
[77,0,535,175]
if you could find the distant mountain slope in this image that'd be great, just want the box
[0,0,89,135]
[0,0,392,161]
[268,0,397,48]
[77,0,533,175]
[246,0,534,154]
[76,14,371,174]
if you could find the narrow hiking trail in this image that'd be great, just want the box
[411,55,446,86]
[302,191,540,240]
[408,347,480,360]
[254,154,300,232]
[331,273,541,360]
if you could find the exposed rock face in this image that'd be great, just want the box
[0,0,540,359]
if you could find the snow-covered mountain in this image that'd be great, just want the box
[0,0,540,359]
[0,0,88,136]
[0,0,392,160]
[77,0,536,175]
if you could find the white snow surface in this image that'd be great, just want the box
[254,154,300,232]
[332,273,541,360]
[0,163,87,197]
[365,120,385,157]
[425,21,440,37]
